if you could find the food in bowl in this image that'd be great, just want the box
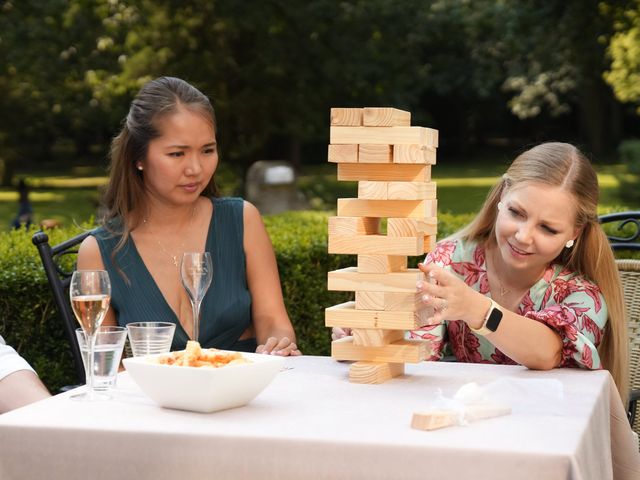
[123,343,284,413]
[157,340,249,368]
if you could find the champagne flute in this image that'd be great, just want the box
[69,270,111,401]
[180,252,213,342]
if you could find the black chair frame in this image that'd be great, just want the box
[599,211,640,251]
[32,229,93,384]
[599,211,640,429]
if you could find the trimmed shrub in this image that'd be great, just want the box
[616,140,640,204]
[2,209,634,392]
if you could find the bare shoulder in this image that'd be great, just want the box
[77,234,105,270]
[242,200,264,226]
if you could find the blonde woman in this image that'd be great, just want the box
[334,143,628,404]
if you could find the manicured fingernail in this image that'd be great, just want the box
[416,281,424,289]
[422,294,431,303]
[428,271,436,279]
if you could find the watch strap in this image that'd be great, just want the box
[470,299,502,336]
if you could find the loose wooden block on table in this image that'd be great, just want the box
[337,198,437,219]
[352,328,405,346]
[337,163,431,182]
[332,337,427,363]
[328,216,380,235]
[393,144,437,165]
[328,233,424,255]
[387,217,437,237]
[348,361,404,384]
[362,107,411,127]
[387,181,436,200]
[328,144,358,163]
[358,144,393,163]
[330,126,438,148]
[328,267,423,293]
[357,254,407,273]
[330,108,363,126]
[411,404,512,431]
[325,301,430,329]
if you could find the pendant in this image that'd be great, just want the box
[172,256,179,267]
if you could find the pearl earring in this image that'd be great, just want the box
[497,201,504,211]
[565,239,574,249]
[137,165,143,171]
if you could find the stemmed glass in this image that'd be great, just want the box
[180,252,213,342]
[69,270,111,401]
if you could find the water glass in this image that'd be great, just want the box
[126,322,176,357]
[75,326,127,392]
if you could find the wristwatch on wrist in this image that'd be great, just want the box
[470,299,503,336]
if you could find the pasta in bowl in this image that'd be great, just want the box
[123,341,284,413]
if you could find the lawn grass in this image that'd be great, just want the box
[1,160,637,230]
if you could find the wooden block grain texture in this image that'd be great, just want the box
[337,163,431,182]
[337,198,437,219]
[331,337,427,363]
[348,361,404,384]
[330,126,438,147]
[362,107,411,127]
[330,108,363,126]
[328,144,358,163]
[325,301,428,329]
[328,267,423,293]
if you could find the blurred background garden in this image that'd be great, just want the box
[1,0,640,390]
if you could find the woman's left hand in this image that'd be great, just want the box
[416,262,486,326]
[257,336,302,356]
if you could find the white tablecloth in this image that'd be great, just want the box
[0,357,637,480]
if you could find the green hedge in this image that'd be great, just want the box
[1,209,636,392]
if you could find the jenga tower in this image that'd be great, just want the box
[325,107,438,384]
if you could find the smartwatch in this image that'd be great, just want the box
[470,299,503,336]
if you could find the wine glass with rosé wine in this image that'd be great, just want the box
[69,270,112,401]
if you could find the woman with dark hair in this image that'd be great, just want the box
[77,77,300,356]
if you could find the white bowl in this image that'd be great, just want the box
[123,350,284,413]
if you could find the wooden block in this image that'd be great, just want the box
[358,181,388,200]
[328,144,358,163]
[331,337,427,363]
[349,361,404,384]
[357,254,407,273]
[337,163,431,182]
[325,301,429,329]
[352,328,405,346]
[411,404,512,431]
[355,291,417,311]
[337,198,437,219]
[424,235,437,253]
[387,181,436,200]
[393,144,437,164]
[387,218,437,237]
[328,216,380,235]
[329,234,423,255]
[330,108,363,126]
[358,144,392,163]
[328,267,423,293]
[330,126,438,147]
[363,107,411,127]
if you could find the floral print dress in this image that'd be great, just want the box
[409,238,607,370]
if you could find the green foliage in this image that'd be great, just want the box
[616,139,640,203]
[603,0,640,111]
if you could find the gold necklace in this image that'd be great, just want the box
[490,249,512,297]
[142,206,197,268]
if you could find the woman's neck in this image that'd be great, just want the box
[140,197,201,232]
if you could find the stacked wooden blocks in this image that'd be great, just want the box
[325,107,439,384]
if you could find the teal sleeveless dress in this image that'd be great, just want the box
[92,197,256,352]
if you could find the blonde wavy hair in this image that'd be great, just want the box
[456,142,628,403]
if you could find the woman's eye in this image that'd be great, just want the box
[508,207,521,217]
[168,151,184,158]
[203,147,217,155]
[542,225,558,234]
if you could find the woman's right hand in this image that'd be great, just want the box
[331,327,352,341]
